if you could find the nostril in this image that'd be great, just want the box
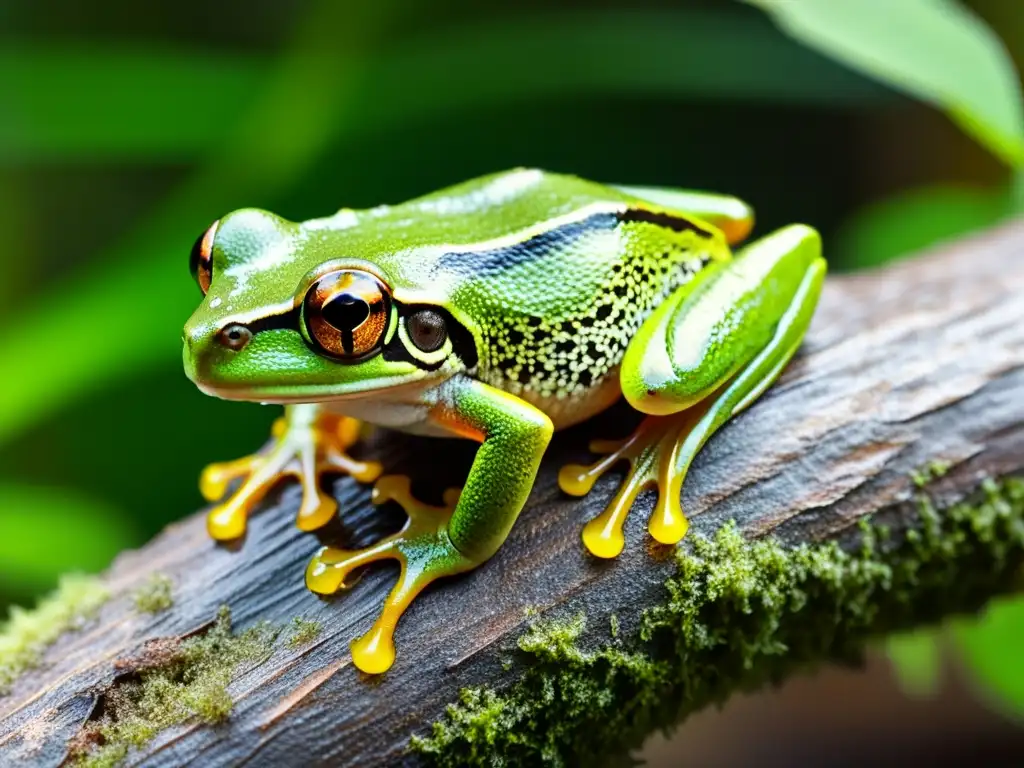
[217,324,253,351]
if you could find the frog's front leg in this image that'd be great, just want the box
[306,378,553,674]
[201,404,383,540]
[560,224,826,557]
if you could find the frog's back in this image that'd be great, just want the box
[309,169,730,427]
[412,170,729,426]
[353,168,641,248]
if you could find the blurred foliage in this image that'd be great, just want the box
[748,0,1024,166]
[886,629,942,698]
[834,183,1012,267]
[0,0,1021,723]
[953,597,1024,720]
[0,484,135,601]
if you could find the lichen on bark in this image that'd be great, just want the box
[68,607,278,768]
[0,575,109,696]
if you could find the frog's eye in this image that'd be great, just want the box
[406,309,447,353]
[190,220,219,295]
[303,269,392,360]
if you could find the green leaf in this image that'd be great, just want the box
[1,11,890,163]
[953,596,1024,719]
[747,0,1024,167]
[833,183,1012,270]
[886,629,943,697]
[0,484,135,593]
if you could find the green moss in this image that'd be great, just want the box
[132,574,174,615]
[286,617,321,648]
[911,458,952,488]
[0,574,109,695]
[609,614,619,639]
[70,607,278,768]
[413,477,1024,767]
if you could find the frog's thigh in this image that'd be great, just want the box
[564,225,823,558]
[611,184,754,244]
[623,223,824,418]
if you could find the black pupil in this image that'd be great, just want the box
[323,294,370,330]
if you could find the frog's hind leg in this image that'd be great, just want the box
[560,225,826,558]
[201,404,382,540]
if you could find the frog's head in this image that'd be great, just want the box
[182,209,473,403]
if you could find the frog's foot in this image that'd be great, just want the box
[201,410,383,541]
[559,410,707,559]
[305,475,471,674]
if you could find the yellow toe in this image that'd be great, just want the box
[582,516,625,559]
[351,624,396,675]
[207,503,247,541]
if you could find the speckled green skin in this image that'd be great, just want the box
[182,168,824,668]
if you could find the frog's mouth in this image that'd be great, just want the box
[189,364,451,406]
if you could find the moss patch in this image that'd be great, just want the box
[911,459,952,488]
[413,477,1024,767]
[286,617,321,649]
[69,607,278,768]
[0,574,109,695]
[132,574,174,615]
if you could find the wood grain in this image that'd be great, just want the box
[2,220,1024,767]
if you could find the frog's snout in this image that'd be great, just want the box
[183,321,252,355]
[182,318,253,389]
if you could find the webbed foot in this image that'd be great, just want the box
[201,404,382,541]
[306,475,472,674]
[559,409,708,558]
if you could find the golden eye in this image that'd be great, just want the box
[304,270,391,360]
[190,220,219,295]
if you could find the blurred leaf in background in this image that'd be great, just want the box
[833,183,1012,267]
[0,485,135,600]
[953,597,1024,720]
[886,629,943,698]
[747,0,1024,167]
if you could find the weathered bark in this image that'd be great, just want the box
[2,220,1024,767]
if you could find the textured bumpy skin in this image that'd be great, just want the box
[183,169,733,426]
[446,206,725,407]
[182,168,823,673]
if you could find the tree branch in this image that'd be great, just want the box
[2,221,1024,767]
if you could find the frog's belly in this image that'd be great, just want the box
[324,396,450,437]
[325,369,623,437]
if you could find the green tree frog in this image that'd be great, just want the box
[182,169,825,674]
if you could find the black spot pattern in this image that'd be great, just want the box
[477,230,715,400]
